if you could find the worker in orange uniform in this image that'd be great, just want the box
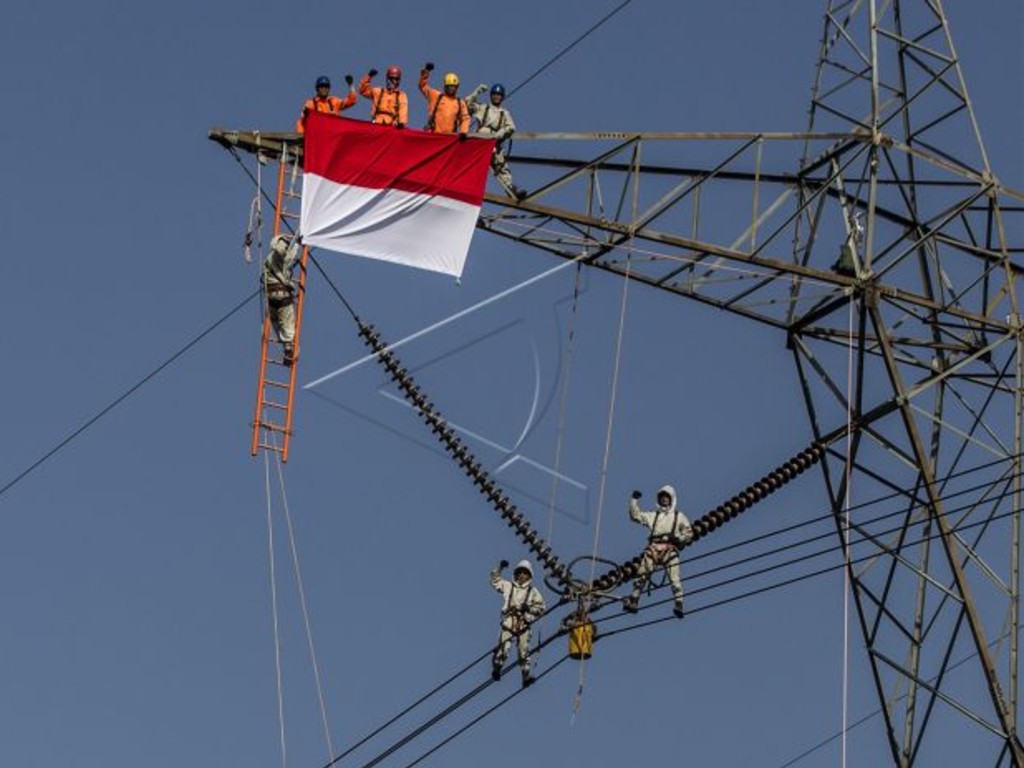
[359,66,409,128]
[418,62,470,135]
[296,75,357,134]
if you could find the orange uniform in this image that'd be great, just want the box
[418,69,469,134]
[359,75,409,126]
[296,93,357,133]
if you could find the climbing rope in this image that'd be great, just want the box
[588,252,631,586]
[243,132,264,264]
[264,450,288,768]
[273,450,336,765]
[841,293,854,768]
[544,262,584,548]
[574,251,632,715]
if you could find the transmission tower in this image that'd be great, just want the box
[474,1,1022,765]
[210,1,1021,764]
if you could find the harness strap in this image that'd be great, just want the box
[427,91,442,130]
[373,88,399,123]
[647,508,684,546]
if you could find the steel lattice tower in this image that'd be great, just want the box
[210,1,1021,763]
[474,1,1022,764]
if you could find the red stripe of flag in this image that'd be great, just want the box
[304,112,495,206]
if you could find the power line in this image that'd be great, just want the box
[400,656,572,768]
[383,495,1021,768]
[329,480,1021,768]
[683,452,1021,568]
[0,288,259,500]
[602,494,1022,633]
[507,0,635,98]
[317,649,492,768]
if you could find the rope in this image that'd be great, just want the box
[264,450,288,768]
[575,251,632,716]
[243,132,264,264]
[589,251,631,582]
[841,291,854,768]
[244,195,261,264]
[274,451,336,765]
[544,262,584,546]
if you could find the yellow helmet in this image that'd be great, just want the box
[443,72,459,87]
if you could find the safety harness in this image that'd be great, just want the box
[426,92,467,133]
[644,508,688,561]
[501,581,537,635]
[305,96,341,118]
[372,87,402,125]
[479,105,508,137]
[263,253,295,307]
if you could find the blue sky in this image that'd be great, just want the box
[1,2,1022,767]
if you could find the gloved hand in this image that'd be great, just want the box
[499,559,509,570]
[368,68,379,78]
[458,132,468,142]
[631,490,643,500]
[395,122,405,129]
[344,74,354,86]
[477,83,488,92]
[424,61,435,71]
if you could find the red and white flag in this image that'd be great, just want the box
[300,112,495,278]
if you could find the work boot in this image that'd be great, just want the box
[491,661,502,681]
[623,596,638,614]
[283,343,295,366]
[513,186,528,201]
[673,600,685,619]
[521,671,534,688]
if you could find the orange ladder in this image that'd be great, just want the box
[251,144,309,462]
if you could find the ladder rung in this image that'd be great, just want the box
[265,380,291,389]
[264,401,288,410]
[258,421,291,434]
[281,211,300,219]
[283,191,301,199]
[258,442,285,453]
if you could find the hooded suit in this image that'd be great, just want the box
[490,559,546,684]
[628,485,692,612]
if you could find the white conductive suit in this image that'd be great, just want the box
[491,559,546,685]
[627,485,693,616]
[263,235,300,363]
[466,84,521,198]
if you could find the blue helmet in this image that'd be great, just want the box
[315,75,330,88]
[490,83,506,98]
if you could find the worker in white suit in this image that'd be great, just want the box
[624,485,692,618]
[263,234,301,366]
[490,558,546,687]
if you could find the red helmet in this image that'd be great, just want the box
[386,66,402,80]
